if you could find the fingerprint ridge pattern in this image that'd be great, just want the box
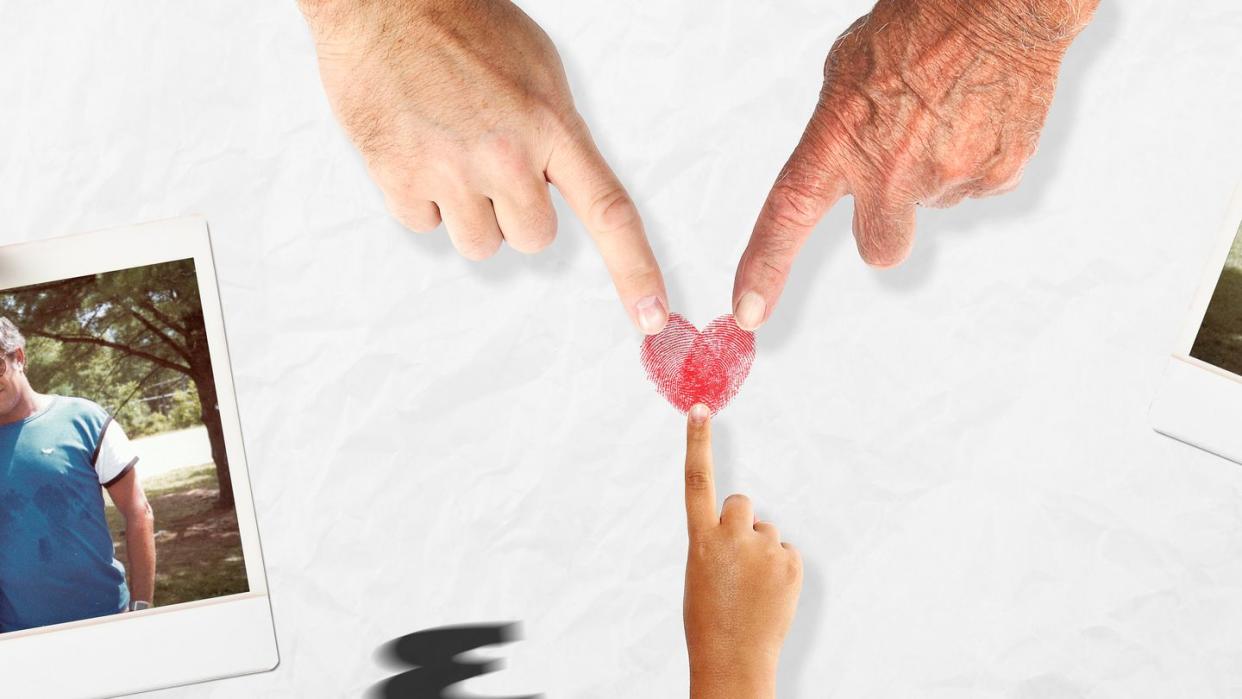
[640,313,756,414]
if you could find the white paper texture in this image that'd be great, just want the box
[1,1,1240,697]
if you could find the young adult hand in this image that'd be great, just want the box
[683,404,802,699]
[732,0,1100,331]
[299,0,669,334]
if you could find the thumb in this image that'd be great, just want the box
[547,118,669,335]
[732,113,846,332]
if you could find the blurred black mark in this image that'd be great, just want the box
[372,622,542,699]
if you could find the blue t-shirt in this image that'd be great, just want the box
[0,396,138,632]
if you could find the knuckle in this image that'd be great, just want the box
[685,469,712,491]
[619,263,662,294]
[481,133,525,168]
[766,181,823,233]
[504,208,558,254]
[825,16,869,78]
[386,200,440,233]
[590,187,641,235]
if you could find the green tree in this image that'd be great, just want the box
[25,335,202,439]
[0,259,234,507]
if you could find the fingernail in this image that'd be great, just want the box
[635,296,668,335]
[734,291,766,331]
[689,403,711,424]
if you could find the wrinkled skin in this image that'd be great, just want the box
[733,0,1100,331]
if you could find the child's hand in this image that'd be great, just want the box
[682,404,803,699]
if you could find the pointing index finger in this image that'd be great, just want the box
[684,403,717,537]
[545,118,669,335]
[733,109,848,331]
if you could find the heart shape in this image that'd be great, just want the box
[641,313,756,414]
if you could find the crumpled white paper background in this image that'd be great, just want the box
[2,1,1240,697]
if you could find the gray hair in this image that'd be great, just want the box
[0,318,25,355]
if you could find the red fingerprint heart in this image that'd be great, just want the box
[641,313,756,414]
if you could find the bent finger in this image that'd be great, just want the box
[440,197,504,261]
[852,188,918,268]
[386,196,442,233]
[720,493,754,530]
[754,521,781,542]
[491,178,558,254]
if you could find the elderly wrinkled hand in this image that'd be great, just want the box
[733,0,1099,331]
[299,0,669,335]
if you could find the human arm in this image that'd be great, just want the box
[683,404,802,699]
[732,0,1101,330]
[105,468,156,607]
[298,0,670,334]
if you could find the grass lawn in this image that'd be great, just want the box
[104,463,248,608]
[1191,229,1242,377]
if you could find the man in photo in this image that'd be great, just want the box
[0,317,156,633]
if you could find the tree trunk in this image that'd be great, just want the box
[193,369,234,509]
[183,302,233,510]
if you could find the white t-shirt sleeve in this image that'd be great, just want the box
[95,419,139,486]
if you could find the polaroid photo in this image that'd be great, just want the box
[0,218,277,698]
[1152,185,1242,464]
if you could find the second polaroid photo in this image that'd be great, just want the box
[1153,185,1242,464]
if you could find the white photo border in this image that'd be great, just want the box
[0,217,279,698]
[1151,185,1242,465]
